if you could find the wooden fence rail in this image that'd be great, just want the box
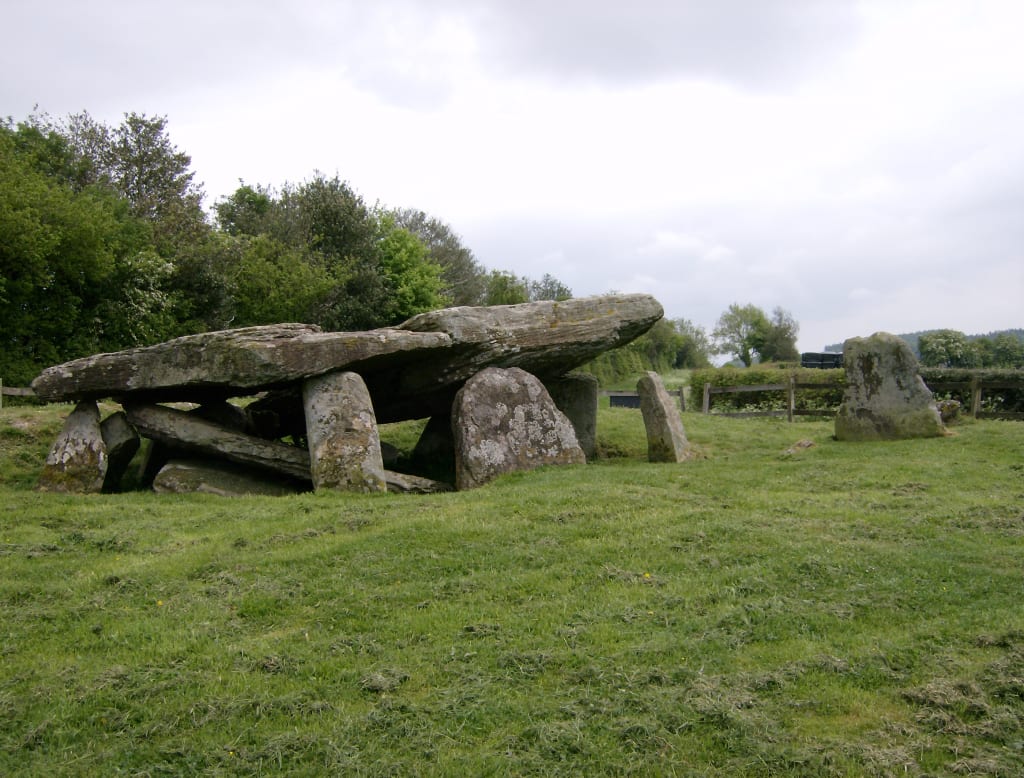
[1,380,36,409]
[702,376,1024,421]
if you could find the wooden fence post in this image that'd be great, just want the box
[702,383,711,414]
[787,374,795,423]
[971,376,982,418]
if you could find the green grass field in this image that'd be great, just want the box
[2,403,1022,776]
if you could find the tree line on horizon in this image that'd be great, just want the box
[3,109,903,387]
[824,329,1024,369]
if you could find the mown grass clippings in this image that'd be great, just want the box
[1,405,1022,775]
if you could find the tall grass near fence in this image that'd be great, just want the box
[1,404,1022,776]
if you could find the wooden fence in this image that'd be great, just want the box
[0,380,35,409]
[701,376,1024,421]
[601,390,685,411]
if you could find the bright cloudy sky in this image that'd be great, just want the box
[5,0,1023,351]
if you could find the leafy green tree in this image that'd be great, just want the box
[919,329,973,367]
[712,303,770,367]
[990,333,1024,368]
[375,215,445,323]
[672,318,712,368]
[759,306,800,363]
[528,273,573,302]
[391,208,486,306]
[483,270,530,305]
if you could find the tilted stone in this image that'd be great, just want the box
[384,471,454,494]
[31,324,451,404]
[835,332,946,441]
[637,371,689,462]
[452,367,585,490]
[124,403,312,481]
[302,371,387,493]
[100,411,140,492]
[37,401,108,493]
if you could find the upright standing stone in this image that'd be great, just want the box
[637,371,690,462]
[37,401,108,493]
[452,367,585,490]
[303,371,387,492]
[545,373,599,460]
[835,332,945,441]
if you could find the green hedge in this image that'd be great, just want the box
[920,368,1024,412]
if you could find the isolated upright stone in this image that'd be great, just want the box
[37,401,107,493]
[303,371,387,492]
[545,373,599,460]
[637,371,689,462]
[452,367,585,490]
[835,332,945,441]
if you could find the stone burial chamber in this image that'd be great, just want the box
[33,293,672,496]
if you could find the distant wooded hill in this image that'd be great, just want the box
[824,329,1024,356]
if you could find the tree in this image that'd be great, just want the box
[712,303,770,366]
[483,270,530,305]
[374,215,445,323]
[759,306,800,363]
[672,318,712,369]
[919,329,973,368]
[391,208,486,305]
[527,273,573,302]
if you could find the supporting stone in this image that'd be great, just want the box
[545,372,599,460]
[451,367,585,490]
[835,332,945,441]
[302,371,387,492]
[100,411,140,492]
[637,371,690,463]
[37,401,108,493]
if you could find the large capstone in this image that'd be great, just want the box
[37,401,108,493]
[637,371,690,462]
[835,332,946,441]
[452,367,585,490]
[303,371,387,492]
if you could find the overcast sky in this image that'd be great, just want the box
[5,0,1023,352]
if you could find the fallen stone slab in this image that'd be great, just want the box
[153,458,308,497]
[124,402,312,481]
[37,401,108,493]
[31,324,451,404]
[384,471,454,494]
[835,332,945,441]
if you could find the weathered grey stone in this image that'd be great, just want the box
[452,367,585,490]
[100,411,140,492]
[31,324,451,404]
[637,371,690,462]
[391,294,663,421]
[37,401,108,493]
[545,373,599,460]
[303,371,387,492]
[124,402,312,480]
[384,471,454,494]
[153,459,306,497]
[835,332,946,441]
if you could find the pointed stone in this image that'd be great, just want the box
[100,411,140,492]
[637,371,689,463]
[37,401,108,493]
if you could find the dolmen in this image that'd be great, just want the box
[33,294,664,495]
